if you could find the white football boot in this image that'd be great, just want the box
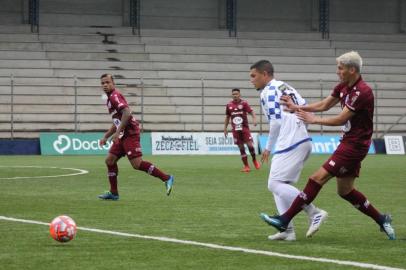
[306,209,328,238]
[268,230,296,241]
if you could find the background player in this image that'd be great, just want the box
[261,51,396,240]
[250,60,327,240]
[98,74,174,200]
[224,88,260,172]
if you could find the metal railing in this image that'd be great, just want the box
[1,75,406,139]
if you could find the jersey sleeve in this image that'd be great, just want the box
[225,104,230,116]
[110,93,128,112]
[265,89,282,121]
[261,88,282,152]
[331,83,345,98]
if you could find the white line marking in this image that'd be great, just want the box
[0,215,403,270]
[0,166,88,180]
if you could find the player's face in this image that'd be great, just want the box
[231,91,241,101]
[101,76,115,94]
[336,62,356,85]
[250,68,267,90]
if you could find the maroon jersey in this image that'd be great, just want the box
[106,89,139,137]
[226,99,253,131]
[331,76,374,148]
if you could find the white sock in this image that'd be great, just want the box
[269,180,318,220]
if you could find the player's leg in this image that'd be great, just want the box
[129,156,170,181]
[268,194,296,241]
[98,153,120,200]
[337,177,395,239]
[261,142,327,236]
[262,167,332,232]
[124,134,174,195]
[237,143,250,172]
[232,131,250,172]
[129,156,174,196]
[246,140,260,170]
[130,157,174,196]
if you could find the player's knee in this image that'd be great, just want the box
[130,157,142,169]
[105,157,115,167]
[268,180,281,194]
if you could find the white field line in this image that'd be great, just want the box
[0,215,403,270]
[0,166,88,179]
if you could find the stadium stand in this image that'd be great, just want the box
[0,0,405,139]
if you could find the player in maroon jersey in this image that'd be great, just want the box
[224,88,260,172]
[260,51,395,240]
[97,74,174,200]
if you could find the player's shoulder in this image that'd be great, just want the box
[267,79,284,89]
[333,82,347,92]
[110,88,121,98]
[226,100,234,107]
[356,79,372,93]
[240,99,250,105]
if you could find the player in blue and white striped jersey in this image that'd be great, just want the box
[250,60,328,241]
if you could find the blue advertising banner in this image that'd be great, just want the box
[259,135,376,154]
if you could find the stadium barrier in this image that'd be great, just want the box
[39,132,151,155]
[3,133,405,156]
[258,135,376,154]
[0,139,40,155]
[151,132,259,155]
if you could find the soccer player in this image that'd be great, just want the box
[261,51,396,240]
[250,60,327,241]
[224,88,261,172]
[98,74,174,200]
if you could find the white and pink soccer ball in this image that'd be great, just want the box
[49,215,77,243]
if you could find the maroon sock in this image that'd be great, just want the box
[107,164,118,195]
[139,161,170,182]
[239,147,249,166]
[248,146,256,161]
[281,179,322,224]
[340,189,382,224]
[241,155,249,166]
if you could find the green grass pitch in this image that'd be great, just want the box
[0,154,405,270]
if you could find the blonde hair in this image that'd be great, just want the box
[336,51,362,72]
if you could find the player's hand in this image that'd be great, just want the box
[224,129,228,137]
[296,109,317,124]
[261,149,270,164]
[280,95,297,112]
[99,138,107,146]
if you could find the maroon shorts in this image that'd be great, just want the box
[322,142,369,178]
[109,134,142,160]
[232,128,253,145]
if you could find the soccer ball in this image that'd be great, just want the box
[49,215,77,243]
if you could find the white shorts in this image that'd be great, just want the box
[268,141,312,184]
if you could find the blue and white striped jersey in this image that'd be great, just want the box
[260,79,310,153]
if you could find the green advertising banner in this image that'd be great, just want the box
[40,133,151,155]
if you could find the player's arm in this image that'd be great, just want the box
[261,120,281,164]
[249,111,257,126]
[224,115,230,137]
[296,106,355,126]
[100,124,116,146]
[115,107,131,133]
[281,95,339,113]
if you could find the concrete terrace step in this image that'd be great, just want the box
[139,36,331,49]
[332,40,406,51]
[145,45,337,56]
